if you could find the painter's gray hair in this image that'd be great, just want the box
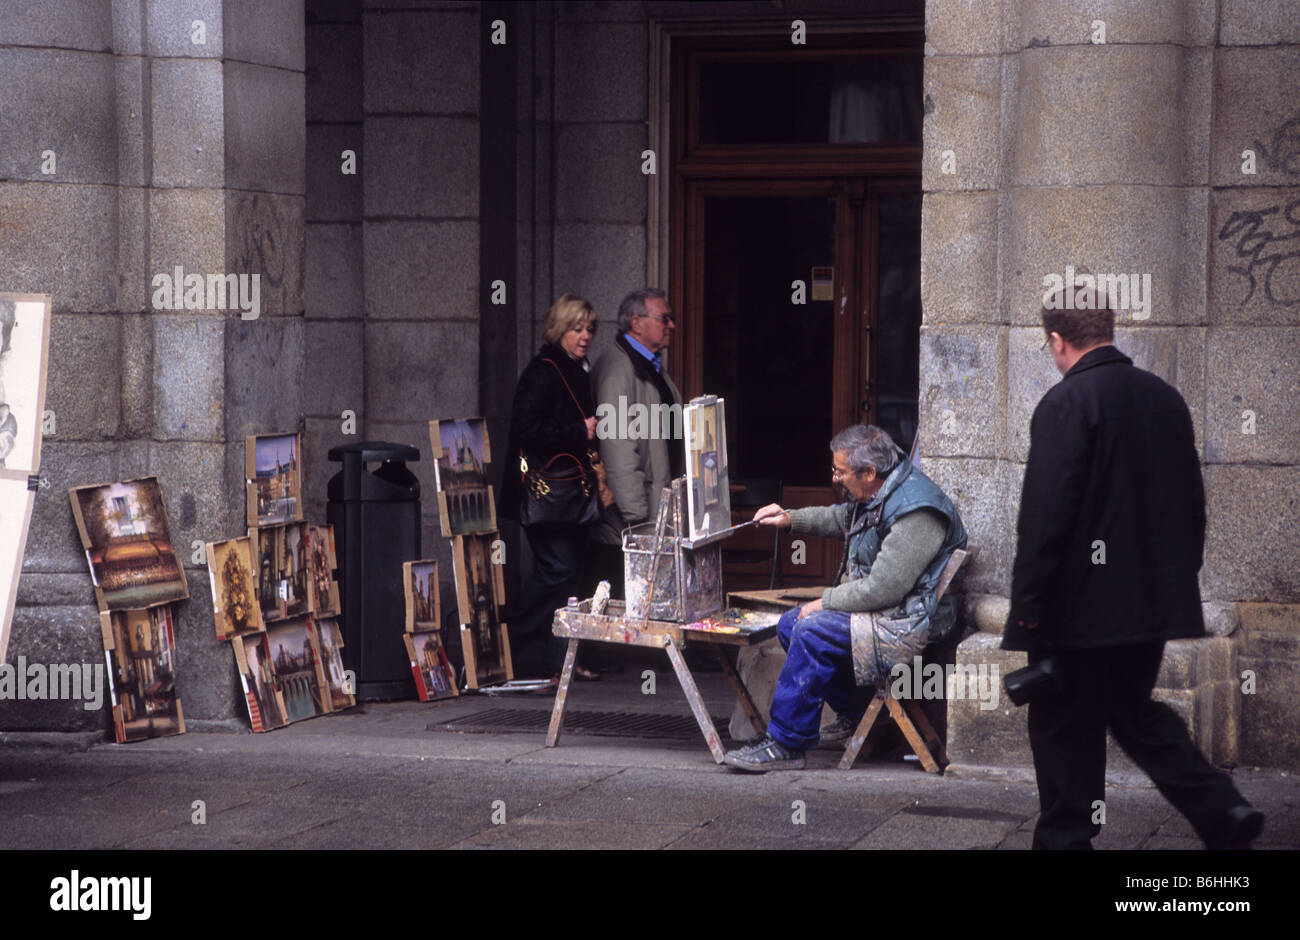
[617,287,667,333]
[830,424,901,476]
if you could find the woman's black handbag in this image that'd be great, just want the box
[519,451,600,527]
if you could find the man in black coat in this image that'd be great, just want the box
[1004,293,1263,850]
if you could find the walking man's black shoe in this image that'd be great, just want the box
[1209,805,1265,850]
[723,733,806,772]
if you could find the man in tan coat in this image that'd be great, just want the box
[589,288,683,595]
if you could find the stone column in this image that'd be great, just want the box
[924,0,1259,770]
[0,0,306,731]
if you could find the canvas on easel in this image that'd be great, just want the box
[404,630,458,702]
[430,418,496,537]
[684,395,731,542]
[451,532,512,689]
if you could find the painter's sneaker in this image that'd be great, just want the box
[817,714,859,748]
[723,734,805,772]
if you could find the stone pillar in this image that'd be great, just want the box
[922,0,1294,769]
[1205,4,1300,768]
[0,0,307,731]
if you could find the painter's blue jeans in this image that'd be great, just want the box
[767,606,874,751]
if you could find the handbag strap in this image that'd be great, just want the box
[540,357,601,466]
[540,358,589,424]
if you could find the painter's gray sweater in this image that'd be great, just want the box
[786,505,947,613]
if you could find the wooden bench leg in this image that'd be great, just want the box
[545,638,579,747]
[664,639,726,764]
[711,643,765,735]
[839,691,888,770]
[886,697,942,774]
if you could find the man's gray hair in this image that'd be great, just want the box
[617,287,667,333]
[830,424,902,475]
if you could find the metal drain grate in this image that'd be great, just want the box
[432,707,726,740]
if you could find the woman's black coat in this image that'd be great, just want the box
[498,343,595,523]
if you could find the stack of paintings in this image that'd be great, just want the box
[70,475,188,743]
[205,432,354,733]
[402,560,457,701]
[429,418,513,690]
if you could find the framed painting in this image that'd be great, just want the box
[245,433,303,527]
[403,559,440,633]
[100,605,185,744]
[253,522,311,623]
[205,537,264,640]
[430,418,496,537]
[265,618,328,723]
[403,630,458,702]
[684,395,731,542]
[313,617,354,712]
[308,524,340,617]
[69,477,189,611]
[451,532,512,689]
[233,632,288,733]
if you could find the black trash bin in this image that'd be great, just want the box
[326,441,421,701]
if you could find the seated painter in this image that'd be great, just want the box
[723,424,967,772]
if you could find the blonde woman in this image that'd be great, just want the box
[499,294,602,680]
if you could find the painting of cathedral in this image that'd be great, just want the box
[245,432,302,526]
[266,619,327,723]
[69,477,188,611]
[451,532,511,689]
[430,418,496,537]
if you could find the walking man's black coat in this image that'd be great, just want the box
[1003,345,1207,651]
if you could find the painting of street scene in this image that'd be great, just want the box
[236,632,288,732]
[247,433,302,526]
[103,605,184,744]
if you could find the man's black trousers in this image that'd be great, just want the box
[1027,641,1246,849]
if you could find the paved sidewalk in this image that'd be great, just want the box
[1,670,1296,850]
